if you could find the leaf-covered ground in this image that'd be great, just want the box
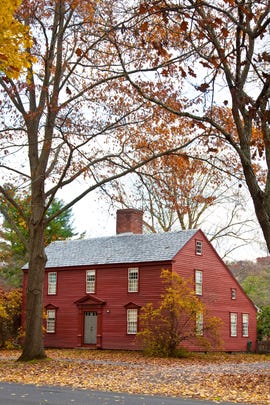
[0,350,269,404]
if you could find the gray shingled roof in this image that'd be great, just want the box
[32,229,198,269]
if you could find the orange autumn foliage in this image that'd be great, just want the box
[138,270,222,357]
[0,288,22,348]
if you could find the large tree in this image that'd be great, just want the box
[0,0,192,361]
[118,1,270,253]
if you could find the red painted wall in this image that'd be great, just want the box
[172,230,257,352]
[30,262,170,349]
[22,231,257,352]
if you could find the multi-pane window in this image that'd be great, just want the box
[128,268,139,292]
[46,309,56,333]
[127,308,138,334]
[196,312,203,336]
[230,313,238,337]
[242,314,249,337]
[195,240,203,255]
[86,270,96,293]
[195,270,203,295]
[48,272,57,295]
[231,288,237,300]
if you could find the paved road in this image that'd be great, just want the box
[0,382,243,405]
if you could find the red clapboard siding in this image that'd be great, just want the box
[37,263,168,349]
[22,230,257,352]
[172,230,257,352]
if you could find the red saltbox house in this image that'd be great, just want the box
[22,209,257,352]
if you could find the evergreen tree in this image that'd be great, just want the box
[257,307,270,341]
[0,191,78,287]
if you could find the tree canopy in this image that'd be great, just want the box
[230,257,270,307]
[257,306,270,341]
[0,0,32,78]
[117,0,270,253]
[103,154,260,259]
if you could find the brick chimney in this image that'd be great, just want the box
[116,209,143,234]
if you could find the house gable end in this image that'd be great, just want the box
[175,229,257,311]
[197,230,257,310]
[171,229,201,261]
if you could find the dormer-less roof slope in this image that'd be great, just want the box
[27,229,198,269]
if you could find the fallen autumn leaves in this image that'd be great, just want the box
[0,350,269,404]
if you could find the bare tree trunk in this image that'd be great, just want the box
[230,93,270,255]
[244,174,270,255]
[18,179,47,361]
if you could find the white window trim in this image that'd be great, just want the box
[128,268,139,293]
[86,270,96,294]
[48,272,57,295]
[196,312,203,336]
[242,313,249,337]
[231,288,237,300]
[46,309,56,333]
[230,313,238,337]
[196,240,203,255]
[127,308,138,334]
[195,270,203,295]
